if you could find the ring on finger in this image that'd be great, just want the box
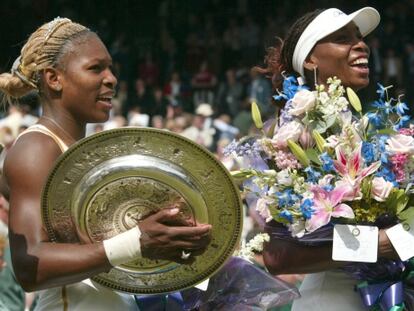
[181,250,191,260]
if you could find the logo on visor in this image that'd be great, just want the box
[332,10,345,17]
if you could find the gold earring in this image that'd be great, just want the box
[55,85,62,91]
[313,66,318,87]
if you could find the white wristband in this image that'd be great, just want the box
[103,226,142,267]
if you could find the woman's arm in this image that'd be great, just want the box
[5,133,211,291]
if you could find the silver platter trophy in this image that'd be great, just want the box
[41,127,243,294]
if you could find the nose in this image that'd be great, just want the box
[353,38,370,55]
[103,68,118,89]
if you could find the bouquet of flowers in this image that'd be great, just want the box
[225,75,414,310]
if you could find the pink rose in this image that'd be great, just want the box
[386,134,414,154]
[272,120,303,149]
[371,177,394,202]
[289,89,316,116]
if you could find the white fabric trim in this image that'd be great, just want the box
[292,7,380,77]
[103,226,142,266]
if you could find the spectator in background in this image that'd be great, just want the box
[368,37,383,85]
[383,48,403,92]
[216,68,244,117]
[0,194,29,311]
[130,78,151,115]
[163,71,184,107]
[191,61,217,108]
[151,115,165,129]
[247,69,273,117]
[159,27,178,82]
[138,52,160,88]
[223,17,241,69]
[128,107,150,127]
[181,114,214,149]
[113,80,128,116]
[147,87,168,118]
[233,97,254,136]
[240,15,261,66]
[0,106,23,139]
[404,42,414,105]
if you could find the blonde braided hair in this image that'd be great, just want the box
[0,17,89,99]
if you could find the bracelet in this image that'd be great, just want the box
[103,226,142,266]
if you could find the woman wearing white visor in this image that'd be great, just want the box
[256,7,394,311]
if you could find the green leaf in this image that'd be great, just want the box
[251,101,263,129]
[305,148,322,165]
[324,114,337,129]
[396,190,409,214]
[386,189,410,214]
[398,206,414,221]
[376,128,398,135]
[312,130,326,152]
[314,120,328,133]
[346,87,362,112]
[287,140,310,167]
[266,120,277,137]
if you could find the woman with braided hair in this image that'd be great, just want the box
[255,7,401,311]
[0,18,211,310]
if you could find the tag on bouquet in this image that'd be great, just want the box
[332,225,378,263]
[385,220,414,261]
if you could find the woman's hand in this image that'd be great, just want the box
[138,208,212,264]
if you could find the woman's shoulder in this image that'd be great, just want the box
[4,131,62,182]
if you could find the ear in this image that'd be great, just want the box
[43,67,62,92]
[303,54,318,72]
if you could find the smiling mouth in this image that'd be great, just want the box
[350,58,369,70]
[96,96,113,103]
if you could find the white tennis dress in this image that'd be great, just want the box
[292,270,365,311]
[17,124,138,311]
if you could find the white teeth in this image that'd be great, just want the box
[351,58,368,66]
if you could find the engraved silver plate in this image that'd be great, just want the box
[41,127,243,294]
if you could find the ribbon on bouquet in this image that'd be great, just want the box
[135,292,184,311]
[356,260,414,311]
[357,281,405,310]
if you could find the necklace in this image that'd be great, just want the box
[41,116,77,144]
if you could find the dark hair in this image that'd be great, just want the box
[254,9,324,91]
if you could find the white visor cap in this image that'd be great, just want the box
[292,7,380,77]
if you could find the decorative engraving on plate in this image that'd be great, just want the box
[42,128,242,294]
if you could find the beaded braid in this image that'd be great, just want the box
[0,17,90,99]
[254,9,324,91]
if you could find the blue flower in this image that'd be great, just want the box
[376,83,387,100]
[366,111,383,128]
[300,199,314,220]
[274,75,310,103]
[361,141,375,163]
[372,99,392,115]
[322,184,334,192]
[273,94,288,101]
[394,115,411,130]
[276,189,301,208]
[319,152,334,172]
[377,135,390,164]
[304,166,322,183]
[395,101,409,116]
[376,166,397,185]
[280,209,293,223]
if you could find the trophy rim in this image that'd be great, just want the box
[41,127,243,294]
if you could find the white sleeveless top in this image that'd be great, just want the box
[292,270,365,311]
[17,124,138,311]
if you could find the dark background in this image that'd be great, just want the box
[1,0,413,112]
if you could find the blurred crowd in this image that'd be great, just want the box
[1,0,414,309]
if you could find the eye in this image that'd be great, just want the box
[88,64,102,72]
